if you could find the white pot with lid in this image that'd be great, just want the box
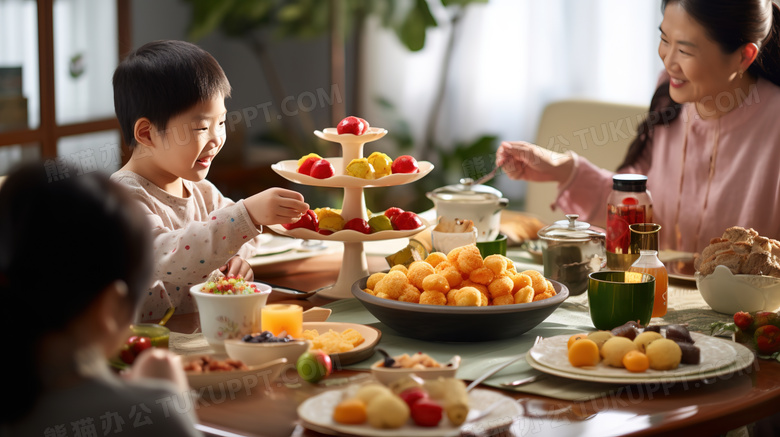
[426,178,509,242]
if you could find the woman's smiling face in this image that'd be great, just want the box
[658,2,747,116]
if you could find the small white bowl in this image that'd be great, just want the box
[189,282,272,351]
[223,338,311,367]
[696,265,780,314]
[370,355,460,386]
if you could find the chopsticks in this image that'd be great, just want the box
[465,335,543,392]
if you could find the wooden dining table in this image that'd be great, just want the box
[164,251,780,437]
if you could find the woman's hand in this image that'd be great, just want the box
[496,141,574,184]
[219,256,254,281]
[244,187,309,227]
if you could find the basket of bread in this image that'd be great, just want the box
[695,226,780,314]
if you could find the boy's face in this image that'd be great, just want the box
[151,95,227,184]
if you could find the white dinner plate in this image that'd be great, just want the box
[527,332,754,384]
[658,250,697,282]
[252,234,303,256]
[271,157,434,188]
[302,322,381,366]
[298,388,520,437]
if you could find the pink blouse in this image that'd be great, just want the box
[555,77,780,253]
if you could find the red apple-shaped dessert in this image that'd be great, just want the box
[336,116,369,135]
[391,155,419,174]
[393,211,423,230]
[297,156,321,175]
[384,207,404,222]
[309,159,335,179]
[282,209,319,232]
[343,217,371,234]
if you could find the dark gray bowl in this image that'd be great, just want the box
[351,276,569,342]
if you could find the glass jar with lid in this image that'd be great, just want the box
[537,214,606,296]
[606,174,654,270]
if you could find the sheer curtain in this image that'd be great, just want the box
[359,0,664,184]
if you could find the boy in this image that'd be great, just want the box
[111,40,308,321]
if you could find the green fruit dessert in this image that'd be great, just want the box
[368,215,393,233]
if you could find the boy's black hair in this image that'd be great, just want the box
[113,40,232,146]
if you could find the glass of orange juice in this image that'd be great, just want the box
[261,304,303,338]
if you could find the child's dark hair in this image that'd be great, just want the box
[619,0,780,169]
[113,40,232,146]
[0,163,153,423]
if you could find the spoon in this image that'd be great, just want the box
[158,306,175,326]
[473,165,501,186]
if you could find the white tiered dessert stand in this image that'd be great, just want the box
[269,127,433,299]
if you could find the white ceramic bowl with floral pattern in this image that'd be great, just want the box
[190,282,272,351]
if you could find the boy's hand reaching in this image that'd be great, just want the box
[219,255,254,281]
[245,187,309,226]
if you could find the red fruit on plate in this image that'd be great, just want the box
[119,345,136,365]
[129,336,152,355]
[119,335,152,365]
[336,116,369,135]
[754,325,780,355]
[399,387,428,408]
[283,209,319,232]
[384,207,404,222]
[297,156,321,175]
[391,155,419,174]
[343,218,371,234]
[309,159,335,179]
[393,211,423,231]
[410,398,443,427]
[734,311,754,331]
[318,229,333,236]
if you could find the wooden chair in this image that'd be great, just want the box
[525,99,648,224]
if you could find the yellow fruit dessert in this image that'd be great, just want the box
[297,153,322,167]
[346,158,375,179]
[367,152,393,178]
[314,207,345,233]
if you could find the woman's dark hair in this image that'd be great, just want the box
[0,163,153,423]
[619,0,780,169]
[113,40,232,146]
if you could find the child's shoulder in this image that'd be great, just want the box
[110,169,149,188]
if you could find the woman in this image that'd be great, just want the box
[497,0,780,253]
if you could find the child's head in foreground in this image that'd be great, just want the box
[0,162,153,423]
[113,40,232,184]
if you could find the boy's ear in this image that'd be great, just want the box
[133,118,156,148]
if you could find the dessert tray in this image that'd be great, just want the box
[271,126,432,299]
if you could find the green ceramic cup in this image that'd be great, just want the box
[587,271,655,330]
[476,233,508,257]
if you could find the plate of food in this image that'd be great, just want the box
[298,386,520,437]
[182,355,288,390]
[272,157,434,188]
[301,322,382,366]
[527,331,754,384]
